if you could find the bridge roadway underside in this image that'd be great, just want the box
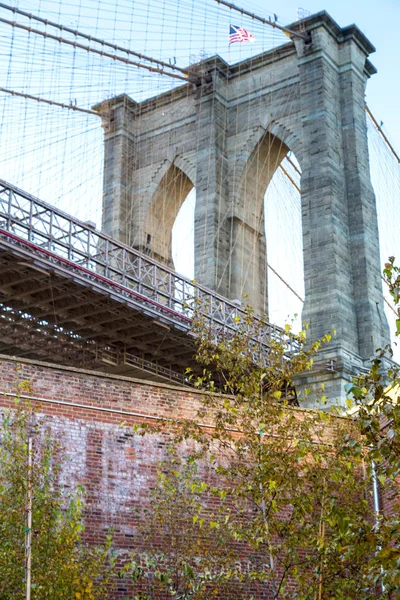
[0,240,199,386]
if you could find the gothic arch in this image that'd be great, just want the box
[230,118,302,200]
[143,162,194,266]
[267,121,303,168]
[227,126,304,316]
[174,154,197,188]
[236,130,290,225]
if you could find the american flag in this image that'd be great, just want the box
[229,25,255,44]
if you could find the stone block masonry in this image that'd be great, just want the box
[93,11,391,406]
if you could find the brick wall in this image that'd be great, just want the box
[0,355,218,597]
[0,354,390,598]
[0,354,334,598]
[0,354,206,533]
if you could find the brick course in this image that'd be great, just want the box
[0,354,393,598]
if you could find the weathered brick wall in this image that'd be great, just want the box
[0,355,216,597]
[0,355,203,526]
[0,354,391,598]
[0,354,327,598]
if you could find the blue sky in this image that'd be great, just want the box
[2,0,398,166]
[253,0,400,152]
[2,1,398,156]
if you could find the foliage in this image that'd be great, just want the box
[0,402,116,600]
[346,257,400,595]
[123,454,244,599]
[132,308,387,599]
[384,257,400,336]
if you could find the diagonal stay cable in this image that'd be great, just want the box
[0,16,189,82]
[0,87,98,115]
[0,3,190,76]
[366,105,400,164]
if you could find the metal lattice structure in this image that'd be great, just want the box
[0,179,284,384]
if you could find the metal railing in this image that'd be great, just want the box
[0,179,285,351]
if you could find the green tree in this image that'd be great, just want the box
[124,454,243,599]
[0,403,116,600]
[133,309,384,599]
[347,257,400,595]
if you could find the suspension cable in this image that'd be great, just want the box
[0,3,189,76]
[0,87,98,116]
[267,263,304,303]
[0,17,189,82]
[366,105,400,164]
[279,163,300,193]
[213,0,309,40]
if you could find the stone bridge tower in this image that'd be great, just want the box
[94,11,390,404]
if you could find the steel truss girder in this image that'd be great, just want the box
[0,179,292,384]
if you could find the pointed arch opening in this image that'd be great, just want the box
[143,164,194,270]
[230,131,291,315]
[230,129,304,325]
[172,189,195,279]
[264,152,304,331]
[239,131,290,218]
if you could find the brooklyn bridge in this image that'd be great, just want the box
[0,3,399,406]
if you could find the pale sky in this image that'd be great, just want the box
[252,0,400,152]
[0,0,399,349]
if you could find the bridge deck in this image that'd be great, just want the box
[0,180,283,384]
